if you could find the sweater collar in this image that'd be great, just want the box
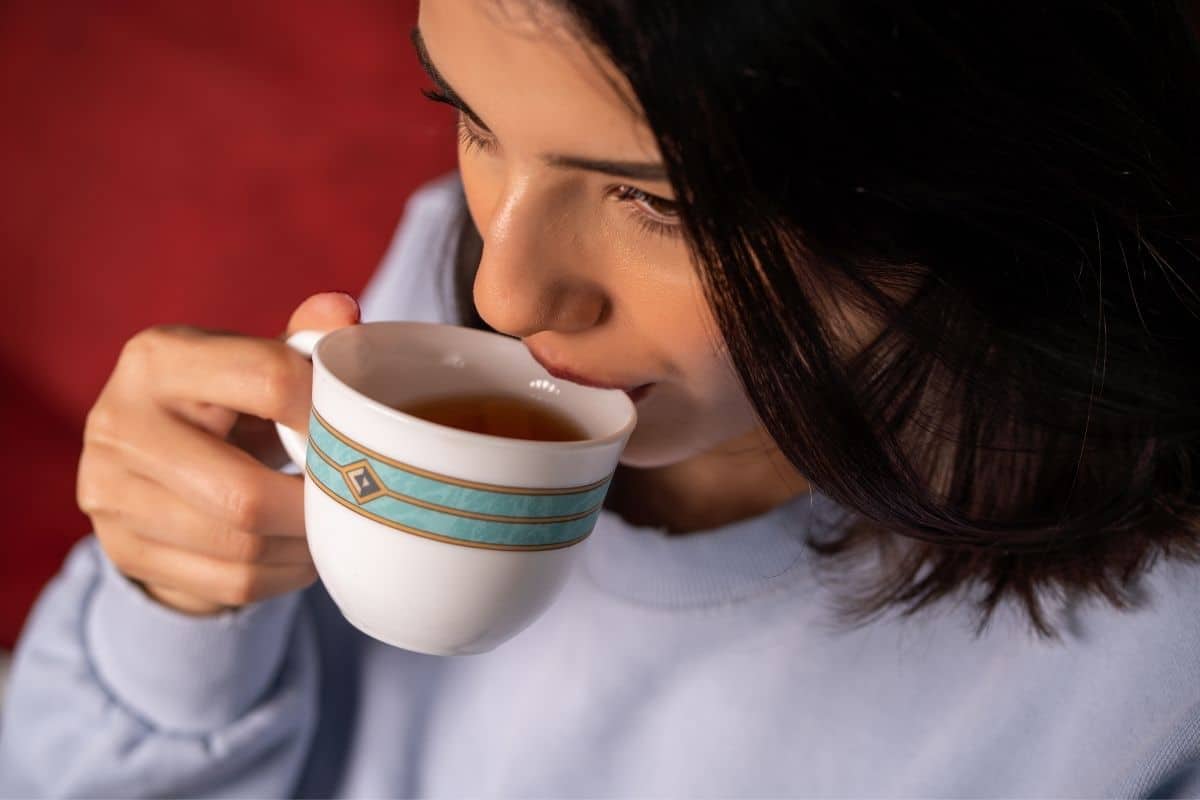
[578,489,850,609]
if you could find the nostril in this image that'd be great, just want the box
[473,270,606,338]
[533,281,606,334]
[560,285,609,331]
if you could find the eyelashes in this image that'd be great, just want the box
[454,112,682,240]
[422,87,682,240]
[609,185,682,239]
[454,116,495,157]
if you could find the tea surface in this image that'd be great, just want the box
[394,393,588,441]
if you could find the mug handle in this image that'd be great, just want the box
[273,329,326,470]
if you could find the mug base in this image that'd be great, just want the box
[335,601,498,657]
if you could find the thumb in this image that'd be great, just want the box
[283,291,362,339]
[239,291,361,456]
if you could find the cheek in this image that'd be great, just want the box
[656,279,728,388]
[619,327,759,468]
[635,276,753,420]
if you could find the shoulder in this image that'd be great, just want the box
[1084,554,1200,667]
[1064,555,1200,793]
[358,172,467,325]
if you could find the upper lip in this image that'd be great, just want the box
[524,341,647,392]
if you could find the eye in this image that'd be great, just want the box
[454,114,497,156]
[611,185,683,239]
[420,87,497,155]
[422,87,680,240]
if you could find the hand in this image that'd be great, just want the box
[76,292,361,615]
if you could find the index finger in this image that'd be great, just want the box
[126,326,315,434]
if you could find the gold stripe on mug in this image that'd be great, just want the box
[308,439,603,525]
[305,465,591,551]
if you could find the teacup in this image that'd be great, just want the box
[274,321,635,655]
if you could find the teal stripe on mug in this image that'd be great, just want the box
[307,412,611,518]
[305,446,601,547]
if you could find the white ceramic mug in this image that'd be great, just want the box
[273,321,636,656]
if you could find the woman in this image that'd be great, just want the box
[3,0,1199,795]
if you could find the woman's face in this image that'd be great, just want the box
[416,0,765,469]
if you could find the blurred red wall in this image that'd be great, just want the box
[0,1,457,647]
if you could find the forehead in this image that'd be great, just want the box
[417,0,660,161]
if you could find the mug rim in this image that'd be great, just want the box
[309,321,638,453]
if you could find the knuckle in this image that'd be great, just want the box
[256,351,300,417]
[83,403,121,447]
[119,326,161,370]
[119,325,191,381]
[76,454,125,520]
[221,565,262,606]
[228,530,269,563]
[223,480,267,532]
[75,471,103,516]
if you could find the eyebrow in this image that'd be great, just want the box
[410,26,668,183]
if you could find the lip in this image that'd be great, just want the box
[524,341,649,394]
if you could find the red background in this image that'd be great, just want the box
[0,1,457,648]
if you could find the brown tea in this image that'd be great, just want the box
[395,393,588,442]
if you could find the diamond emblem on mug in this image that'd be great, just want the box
[341,461,387,504]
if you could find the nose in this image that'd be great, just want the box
[471,180,607,339]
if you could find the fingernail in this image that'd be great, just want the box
[318,289,361,322]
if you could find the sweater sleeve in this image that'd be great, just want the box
[0,536,320,798]
[0,172,467,799]
[1148,762,1200,799]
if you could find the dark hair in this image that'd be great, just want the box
[449,2,1200,637]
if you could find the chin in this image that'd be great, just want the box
[617,445,688,470]
[614,385,761,469]
[615,418,724,469]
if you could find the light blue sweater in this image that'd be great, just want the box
[3,174,1200,798]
